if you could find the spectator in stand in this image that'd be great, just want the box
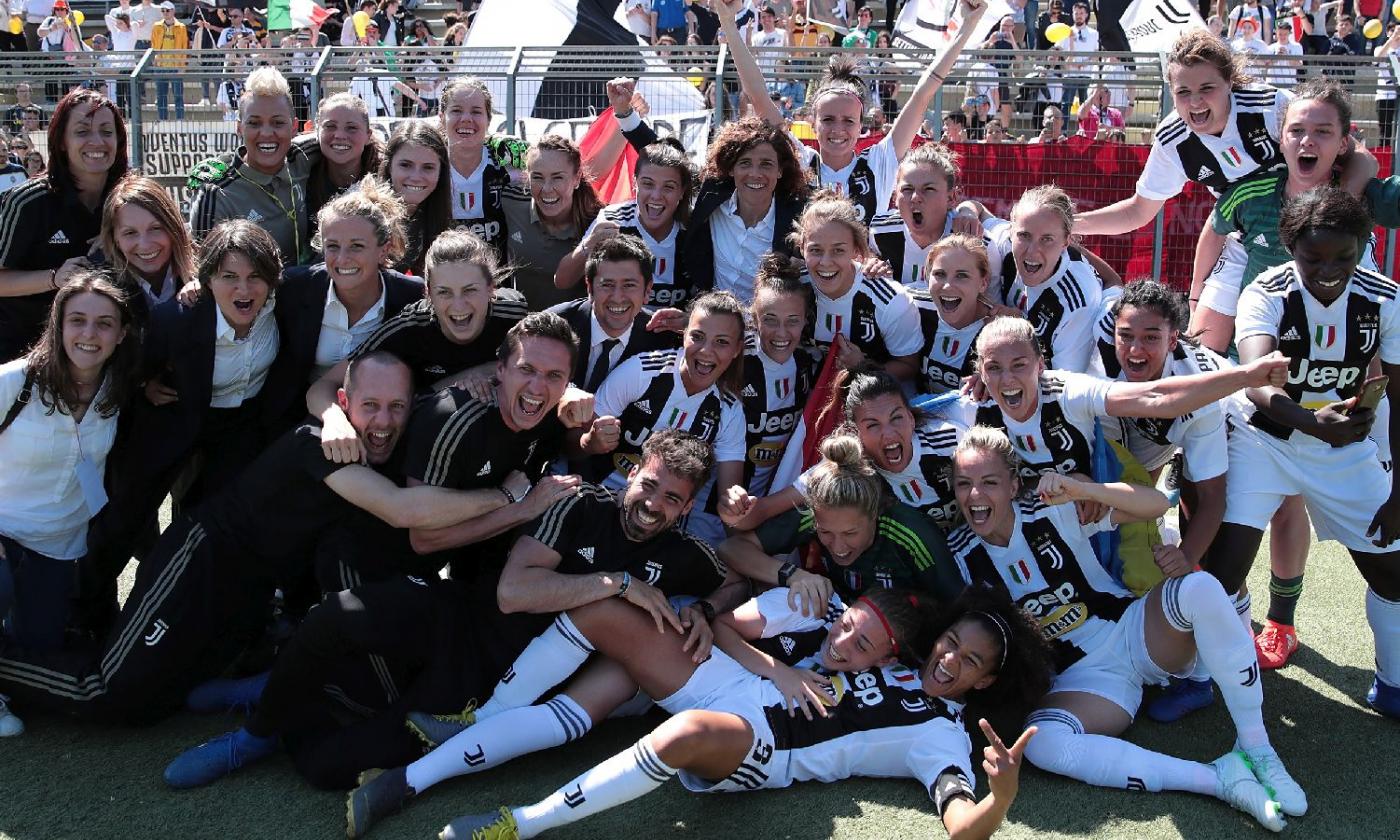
[1230,17,1270,55]
[106,12,136,113]
[128,0,161,48]
[984,117,1013,142]
[1035,0,1068,50]
[152,2,188,122]
[785,0,825,48]
[216,4,254,47]
[0,0,22,53]
[982,14,1020,128]
[842,5,878,48]
[751,4,787,91]
[1205,13,1225,40]
[1377,23,1400,147]
[4,85,46,134]
[961,93,992,139]
[37,2,82,103]
[1228,0,1274,45]
[1030,104,1066,143]
[1331,14,1364,55]
[443,21,467,47]
[652,0,688,43]
[689,0,721,45]
[371,0,402,47]
[189,0,225,107]
[1053,3,1098,118]
[1077,83,1124,138]
[624,0,652,42]
[23,151,44,178]
[965,58,1001,132]
[1265,19,1304,88]
[942,111,969,142]
[1286,0,1329,55]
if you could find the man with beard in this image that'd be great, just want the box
[0,351,512,723]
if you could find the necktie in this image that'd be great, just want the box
[586,338,620,392]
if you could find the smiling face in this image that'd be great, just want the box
[1169,61,1233,137]
[64,103,119,182]
[62,291,126,378]
[337,359,412,465]
[620,455,698,541]
[440,88,490,159]
[634,161,685,236]
[589,258,651,337]
[388,142,441,208]
[209,251,272,335]
[815,91,863,166]
[978,335,1043,422]
[1114,304,1177,382]
[680,309,743,394]
[811,504,878,568]
[113,202,173,282]
[1283,98,1345,190]
[318,104,370,171]
[1010,204,1068,287]
[896,163,953,242]
[920,617,1000,698]
[428,261,494,344]
[754,286,807,363]
[1292,227,1362,304]
[495,334,573,432]
[528,149,581,223]
[321,214,384,294]
[852,391,916,472]
[819,600,897,671]
[803,219,861,299]
[953,446,1019,544]
[238,95,295,176]
[927,247,989,329]
[728,141,781,210]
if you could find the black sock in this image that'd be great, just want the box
[1266,573,1304,626]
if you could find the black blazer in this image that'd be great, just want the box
[547,297,681,388]
[261,263,424,432]
[622,120,807,295]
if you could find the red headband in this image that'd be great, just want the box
[857,595,899,656]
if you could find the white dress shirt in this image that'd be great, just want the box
[314,279,388,378]
[210,298,279,408]
[710,191,775,306]
[585,308,632,379]
[0,359,119,559]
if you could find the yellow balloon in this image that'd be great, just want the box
[7,17,20,35]
[72,9,84,26]
[353,10,369,39]
[1365,18,1384,40]
[1394,0,1400,22]
[1046,22,1072,45]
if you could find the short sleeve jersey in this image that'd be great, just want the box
[404,387,564,490]
[585,201,692,308]
[868,209,955,290]
[945,372,1113,481]
[1137,85,1291,200]
[987,223,1103,373]
[448,136,526,259]
[793,132,900,224]
[756,503,963,602]
[593,348,746,488]
[737,342,820,497]
[1090,314,1230,480]
[524,483,728,597]
[746,589,847,671]
[352,291,527,390]
[949,499,1133,670]
[910,289,985,394]
[812,270,924,362]
[1235,263,1400,440]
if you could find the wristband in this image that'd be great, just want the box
[696,599,716,623]
[500,485,517,505]
[616,570,631,598]
[777,560,799,587]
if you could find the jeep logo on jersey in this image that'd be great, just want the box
[851,670,884,706]
[1021,581,1079,617]
[924,363,964,391]
[462,219,502,242]
[1288,358,1362,393]
[747,440,784,467]
[747,409,799,436]
[650,286,688,307]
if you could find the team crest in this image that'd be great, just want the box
[941,336,960,356]
[898,478,925,503]
[1314,325,1337,349]
[666,407,689,429]
[1014,434,1038,454]
[825,313,844,336]
[1219,146,1244,168]
[773,378,792,400]
[1007,559,1032,585]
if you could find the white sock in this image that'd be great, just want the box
[512,737,677,838]
[1186,590,1253,683]
[1366,588,1400,687]
[1024,709,1217,795]
[477,614,595,722]
[1160,573,1268,750]
[406,696,592,793]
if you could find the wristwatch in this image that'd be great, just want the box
[695,599,716,624]
[776,561,799,587]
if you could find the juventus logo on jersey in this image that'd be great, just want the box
[1360,320,1379,354]
[1048,423,1076,452]
[564,785,586,808]
[696,415,715,440]
[875,569,894,588]
[643,560,663,585]
[1240,662,1260,687]
[858,316,877,343]
[1032,534,1065,570]
[463,746,487,766]
[144,619,169,646]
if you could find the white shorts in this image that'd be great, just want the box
[1197,235,1249,318]
[658,652,788,793]
[1048,597,1182,717]
[1223,421,1392,553]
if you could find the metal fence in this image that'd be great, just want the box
[2,45,1398,280]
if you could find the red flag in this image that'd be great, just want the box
[578,106,638,205]
[799,344,845,473]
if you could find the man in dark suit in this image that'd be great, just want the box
[546,234,681,393]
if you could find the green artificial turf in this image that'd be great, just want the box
[1,536,1395,840]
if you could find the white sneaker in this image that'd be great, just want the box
[1212,751,1285,832]
[0,694,23,737]
[1241,744,1308,817]
[196,98,210,106]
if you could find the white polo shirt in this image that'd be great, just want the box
[710,191,775,306]
[210,298,279,408]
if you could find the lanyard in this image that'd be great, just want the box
[236,165,301,260]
